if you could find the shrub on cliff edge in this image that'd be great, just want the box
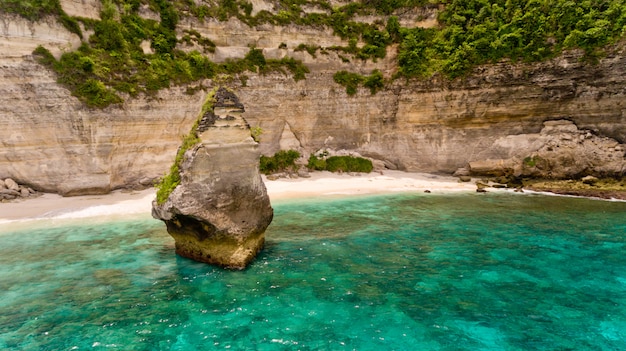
[155,89,216,204]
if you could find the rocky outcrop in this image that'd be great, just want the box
[151,88,273,269]
[467,120,626,178]
[0,178,38,201]
[1,5,626,195]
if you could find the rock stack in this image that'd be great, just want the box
[152,88,273,270]
[0,178,38,201]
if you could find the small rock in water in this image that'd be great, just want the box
[458,176,472,182]
[424,190,431,193]
[476,188,488,193]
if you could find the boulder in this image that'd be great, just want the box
[582,175,599,185]
[4,178,19,191]
[152,88,273,270]
[476,182,489,190]
[297,168,311,178]
[139,177,154,186]
[383,160,398,170]
[0,189,19,200]
[458,176,472,182]
[469,158,520,177]
[20,188,30,197]
[371,159,386,172]
[453,167,470,177]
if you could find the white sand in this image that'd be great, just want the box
[264,170,477,199]
[0,171,479,222]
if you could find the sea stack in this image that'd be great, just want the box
[152,87,273,269]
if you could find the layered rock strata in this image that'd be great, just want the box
[151,88,273,269]
[238,49,626,174]
[1,4,626,195]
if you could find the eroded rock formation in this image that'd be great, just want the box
[151,88,273,269]
[467,120,626,179]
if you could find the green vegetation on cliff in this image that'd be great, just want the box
[1,0,61,19]
[307,154,373,173]
[259,150,374,174]
[155,88,216,204]
[0,0,83,38]
[29,0,309,107]
[398,0,626,79]
[16,0,626,104]
[333,69,385,95]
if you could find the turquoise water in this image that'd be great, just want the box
[1,193,625,350]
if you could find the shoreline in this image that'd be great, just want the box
[263,170,479,199]
[0,171,477,222]
[1,170,624,222]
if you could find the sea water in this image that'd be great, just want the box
[0,193,625,350]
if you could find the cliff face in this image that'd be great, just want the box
[0,55,202,195]
[1,2,625,194]
[238,48,626,173]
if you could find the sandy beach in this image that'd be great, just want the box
[0,171,479,222]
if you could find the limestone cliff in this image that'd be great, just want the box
[468,120,626,178]
[238,48,626,174]
[0,2,625,195]
[151,88,273,269]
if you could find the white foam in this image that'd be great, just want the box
[0,190,155,228]
[521,189,626,202]
[50,193,154,219]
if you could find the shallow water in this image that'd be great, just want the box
[1,193,625,350]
